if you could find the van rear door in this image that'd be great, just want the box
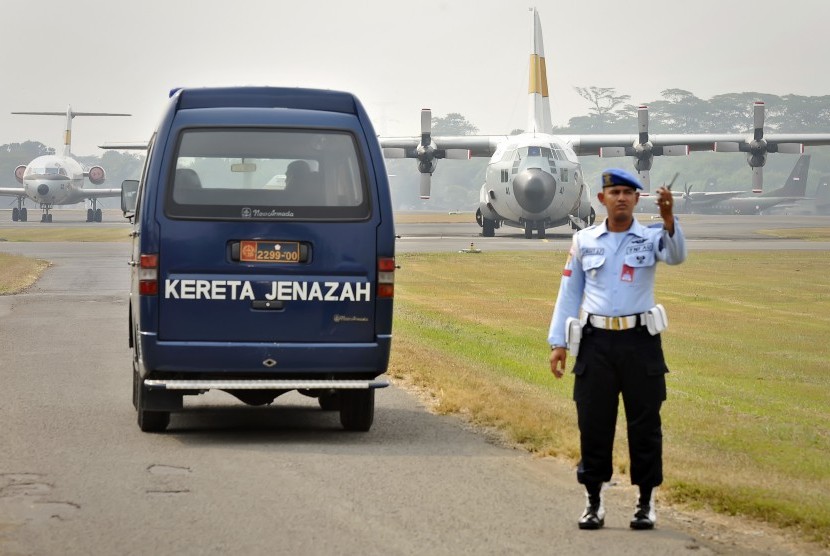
[155,127,378,344]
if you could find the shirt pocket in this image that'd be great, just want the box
[581,255,605,275]
[624,251,656,268]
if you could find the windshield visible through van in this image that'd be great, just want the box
[166,129,370,221]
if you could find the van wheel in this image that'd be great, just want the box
[135,369,170,433]
[318,392,340,411]
[339,389,374,431]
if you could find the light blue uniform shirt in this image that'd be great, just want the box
[547,217,686,347]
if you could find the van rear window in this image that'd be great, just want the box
[165,129,370,220]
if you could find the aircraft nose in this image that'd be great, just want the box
[513,168,556,213]
[37,183,50,196]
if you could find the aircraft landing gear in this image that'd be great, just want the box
[11,197,27,222]
[523,220,548,239]
[482,217,496,237]
[86,208,102,222]
[40,204,53,223]
[87,200,103,222]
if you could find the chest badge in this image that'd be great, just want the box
[621,264,635,282]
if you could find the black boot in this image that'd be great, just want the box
[578,483,605,530]
[630,487,656,530]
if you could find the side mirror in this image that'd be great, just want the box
[121,179,139,216]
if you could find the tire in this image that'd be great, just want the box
[524,222,533,239]
[12,208,19,222]
[482,218,495,237]
[339,389,374,431]
[537,222,546,239]
[135,367,170,433]
[20,208,27,222]
[86,208,93,222]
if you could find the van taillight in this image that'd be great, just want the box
[377,257,395,298]
[139,254,159,296]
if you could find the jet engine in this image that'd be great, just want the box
[14,165,27,183]
[87,166,106,185]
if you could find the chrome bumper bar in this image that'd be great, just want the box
[143,379,389,390]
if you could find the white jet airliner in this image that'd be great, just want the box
[380,8,830,238]
[0,107,130,223]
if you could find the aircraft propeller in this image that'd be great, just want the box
[714,102,803,193]
[599,105,688,194]
[382,108,469,199]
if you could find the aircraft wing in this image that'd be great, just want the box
[687,191,749,204]
[98,142,149,151]
[380,135,506,158]
[0,187,26,196]
[80,188,122,199]
[564,133,830,156]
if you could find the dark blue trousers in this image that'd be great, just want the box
[572,325,668,488]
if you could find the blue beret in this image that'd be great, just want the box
[601,168,642,190]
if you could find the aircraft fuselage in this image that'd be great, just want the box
[478,133,591,235]
[22,155,89,206]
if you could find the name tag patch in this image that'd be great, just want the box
[625,243,654,255]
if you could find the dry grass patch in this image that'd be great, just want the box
[757,227,830,241]
[0,253,48,294]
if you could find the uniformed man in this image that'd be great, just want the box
[547,168,686,530]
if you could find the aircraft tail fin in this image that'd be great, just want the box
[763,154,810,197]
[12,107,131,156]
[527,8,553,135]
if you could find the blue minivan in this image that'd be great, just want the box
[122,87,395,432]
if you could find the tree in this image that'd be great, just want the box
[575,86,631,117]
[431,113,478,135]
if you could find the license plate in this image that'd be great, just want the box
[239,240,301,263]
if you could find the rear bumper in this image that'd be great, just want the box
[145,378,389,390]
[138,332,392,377]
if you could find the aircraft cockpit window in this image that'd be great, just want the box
[166,128,370,221]
[26,167,67,176]
[500,148,517,162]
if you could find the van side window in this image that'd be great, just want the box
[166,129,370,221]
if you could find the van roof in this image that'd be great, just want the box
[172,87,360,116]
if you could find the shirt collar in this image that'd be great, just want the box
[588,218,647,239]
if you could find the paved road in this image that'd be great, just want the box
[394,213,830,252]
[0,217,820,554]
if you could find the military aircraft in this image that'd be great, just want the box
[676,154,811,214]
[380,8,830,238]
[0,107,130,222]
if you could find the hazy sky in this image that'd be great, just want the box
[2,0,830,156]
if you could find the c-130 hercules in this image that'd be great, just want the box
[380,7,830,238]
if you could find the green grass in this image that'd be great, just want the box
[390,250,830,546]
